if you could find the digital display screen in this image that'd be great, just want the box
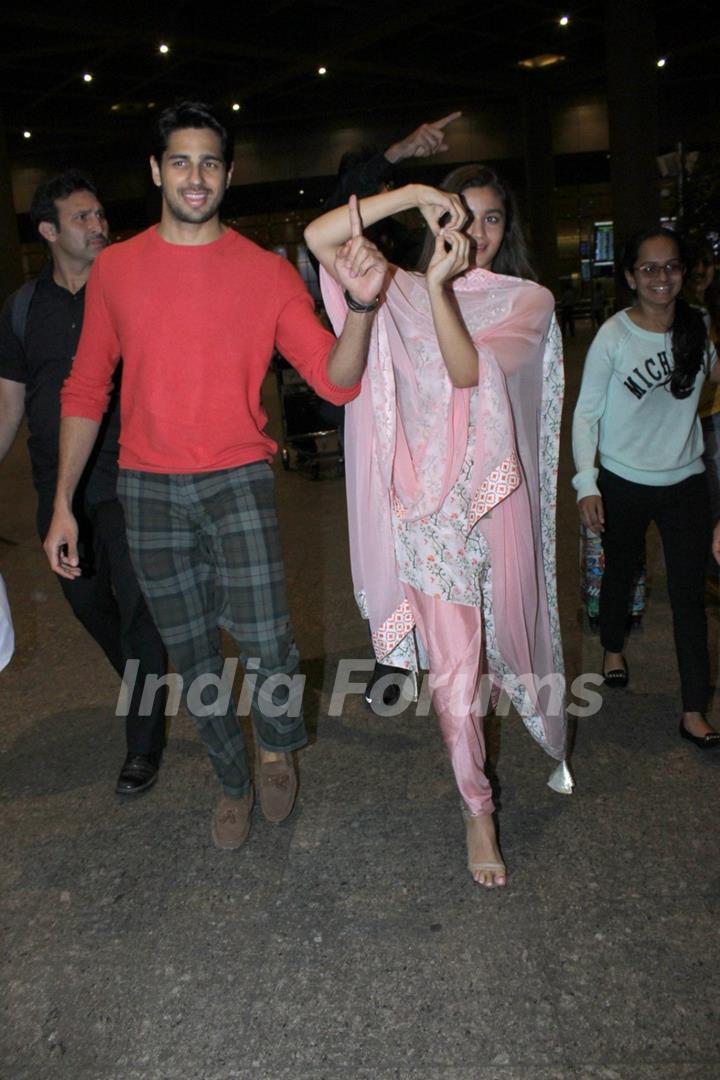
[594,221,614,265]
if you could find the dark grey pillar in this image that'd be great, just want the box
[0,114,23,301]
[521,78,559,295]
[605,0,660,255]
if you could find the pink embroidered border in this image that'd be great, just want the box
[391,491,407,519]
[469,451,520,528]
[372,598,414,659]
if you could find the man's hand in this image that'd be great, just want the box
[43,505,82,580]
[385,112,462,163]
[0,377,26,465]
[334,195,388,305]
[713,521,720,565]
[578,494,605,532]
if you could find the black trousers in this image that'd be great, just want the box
[36,493,167,755]
[560,308,575,337]
[598,466,710,712]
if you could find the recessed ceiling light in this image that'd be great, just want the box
[83,72,93,83]
[23,130,32,139]
[318,66,327,75]
[657,57,667,67]
[518,53,566,70]
[559,15,569,26]
[232,103,241,112]
[159,43,169,54]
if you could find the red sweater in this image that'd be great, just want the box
[61,226,359,473]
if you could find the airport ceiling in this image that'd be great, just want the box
[2,1,718,165]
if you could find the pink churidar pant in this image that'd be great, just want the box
[405,585,494,817]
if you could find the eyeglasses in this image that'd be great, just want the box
[633,260,684,277]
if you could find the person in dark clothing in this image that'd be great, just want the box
[560,283,576,338]
[0,170,167,796]
[319,112,462,271]
[591,281,607,328]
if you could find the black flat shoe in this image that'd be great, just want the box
[602,652,628,688]
[679,720,720,749]
[115,751,161,796]
[364,661,411,711]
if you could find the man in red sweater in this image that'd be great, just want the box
[44,102,387,850]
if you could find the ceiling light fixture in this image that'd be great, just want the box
[559,15,569,26]
[657,57,667,67]
[232,102,241,111]
[318,66,327,75]
[159,43,169,54]
[23,130,32,139]
[83,72,93,82]
[517,53,566,70]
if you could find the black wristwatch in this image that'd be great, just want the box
[344,289,380,313]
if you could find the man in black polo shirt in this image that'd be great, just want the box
[0,171,167,795]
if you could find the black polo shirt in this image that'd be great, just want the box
[0,263,120,505]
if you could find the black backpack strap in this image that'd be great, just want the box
[10,280,39,348]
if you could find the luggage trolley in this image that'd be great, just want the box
[272,354,344,479]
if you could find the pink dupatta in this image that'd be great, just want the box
[322,265,567,763]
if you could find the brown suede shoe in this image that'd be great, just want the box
[255,749,298,824]
[211,789,253,850]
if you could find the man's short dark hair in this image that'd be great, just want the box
[338,146,378,180]
[152,101,234,170]
[29,170,99,232]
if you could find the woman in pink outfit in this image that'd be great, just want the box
[305,166,570,887]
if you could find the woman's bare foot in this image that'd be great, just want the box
[464,811,506,888]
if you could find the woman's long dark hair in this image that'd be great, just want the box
[416,164,536,280]
[620,226,708,400]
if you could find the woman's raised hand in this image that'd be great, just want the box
[415,185,466,235]
[334,194,388,305]
[426,229,470,290]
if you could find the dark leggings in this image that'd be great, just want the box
[598,466,710,713]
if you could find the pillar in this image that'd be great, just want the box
[0,114,23,300]
[521,76,559,294]
[605,0,660,256]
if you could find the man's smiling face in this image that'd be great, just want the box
[151,126,232,227]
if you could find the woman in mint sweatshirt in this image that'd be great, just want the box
[572,226,720,748]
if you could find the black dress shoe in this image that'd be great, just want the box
[679,720,720,749]
[115,751,161,796]
[602,652,628,688]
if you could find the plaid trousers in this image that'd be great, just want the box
[117,462,306,796]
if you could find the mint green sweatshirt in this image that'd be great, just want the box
[572,309,716,500]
